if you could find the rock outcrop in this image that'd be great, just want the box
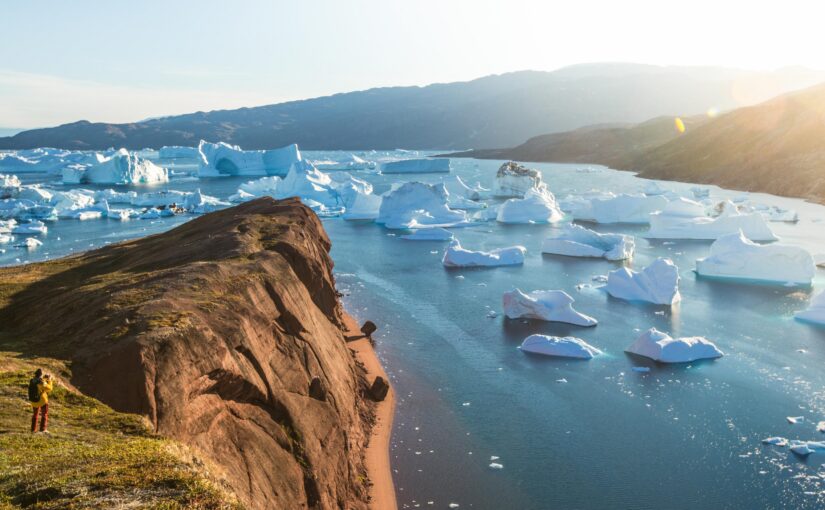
[0,197,377,510]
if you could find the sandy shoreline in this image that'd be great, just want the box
[343,314,397,510]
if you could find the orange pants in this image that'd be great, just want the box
[31,404,48,432]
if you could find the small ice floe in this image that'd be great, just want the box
[647,199,777,241]
[606,258,681,305]
[592,274,608,283]
[12,220,48,235]
[787,416,804,424]
[449,504,460,509]
[817,421,825,433]
[579,194,669,224]
[632,366,651,373]
[762,437,789,447]
[695,231,815,286]
[795,291,825,326]
[442,240,526,267]
[486,310,498,318]
[400,228,454,241]
[789,440,825,456]
[489,462,504,470]
[542,224,634,261]
[15,237,42,249]
[502,289,597,326]
[490,456,499,461]
[461,402,471,407]
[520,335,602,360]
[625,328,723,363]
[556,378,568,383]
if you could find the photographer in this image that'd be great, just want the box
[27,369,53,434]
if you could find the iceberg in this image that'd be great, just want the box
[502,289,597,326]
[95,189,137,204]
[400,228,454,241]
[789,440,825,456]
[376,182,470,229]
[197,140,309,177]
[761,437,789,447]
[0,148,93,174]
[158,146,199,159]
[182,189,229,214]
[625,328,723,363]
[541,224,634,261]
[15,237,42,249]
[0,234,11,244]
[0,174,21,199]
[606,258,681,305]
[443,175,488,201]
[342,190,382,220]
[795,292,825,326]
[519,334,602,359]
[583,194,669,224]
[132,190,190,207]
[380,158,450,174]
[695,231,815,285]
[442,240,526,267]
[492,161,542,198]
[312,153,375,171]
[12,220,48,235]
[647,199,777,241]
[496,187,563,224]
[61,149,169,185]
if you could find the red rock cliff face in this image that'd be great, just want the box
[0,198,374,509]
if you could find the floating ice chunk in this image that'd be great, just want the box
[158,146,199,159]
[132,190,190,207]
[519,334,601,359]
[542,224,634,261]
[94,189,137,204]
[632,366,651,373]
[789,440,825,456]
[584,194,669,224]
[606,258,681,305]
[489,462,504,469]
[197,140,309,177]
[380,158,450,174]
[502,289,597,326]
[795,292,825,326]
[72,210,103,221]
[139,208,162,220]
[61,149,168,185]
[764,207,799,223]
[691,186,710,199]
[312,153,375,171]
[17,185,53,203]
[442,240,525,267]
[377,182,470,229]
[182,189,228,214]
[492,162,542,198]
[626,328,723,363]
[695,231,814,285]
[817,421,825,433]
[762,437,788,446]
[12,220,47,235]
[0,174,21,199]
[443,175,488,201]
[496,187,563,224]
[648,199,777,241]
[643,181,670,196]
[15,237,42,249]
[342,190,382,220]
[787,416,804,424]
[401,228,454,241]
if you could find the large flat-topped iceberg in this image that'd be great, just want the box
[607,258,681,305]
[158,146,199,159]
[493,161,542,198]
[519,335,602,359]
[584,194,669,224]
[695,231,815,285]
[502,289,597,326]
[647,199,777,241]
[442,240,525,267]
[197,140,308,177]
[62,149,169,185]
[313,153,374,171]
[626,328,723,363]
[380,158,450,174]
[542,224,634,261]
[795,292,825,326]
[496,187,563,224]
[0,148,94,174]
[376,182,470,229]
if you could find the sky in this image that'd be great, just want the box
[2,0,824,130]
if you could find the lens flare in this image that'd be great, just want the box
[707,107,718,118]
[674,117,686,133]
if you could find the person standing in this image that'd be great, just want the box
[28,369,53,434]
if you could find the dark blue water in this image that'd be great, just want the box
[5,154,825,508]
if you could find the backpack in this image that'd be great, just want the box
[28,377,41,403]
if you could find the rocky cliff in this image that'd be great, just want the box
[0,197,377,509]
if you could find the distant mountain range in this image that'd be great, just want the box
[446,82,825,204]
[2,63,824,151]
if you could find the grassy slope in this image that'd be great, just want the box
[0,357,241,509]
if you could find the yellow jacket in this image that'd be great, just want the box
[31,379,53,409]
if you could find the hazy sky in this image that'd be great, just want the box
[2,0,823,129]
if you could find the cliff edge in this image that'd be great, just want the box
[0,197,381,509]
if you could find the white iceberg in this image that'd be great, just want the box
[0,234,11,244]
[559,191,616,219]
[443,175,488,201]
[376,182,470,229]
[695,231,815,285]
[312,153,374,171]
[132,190,190,207]
[94,189,137,204]
[648,199,777,241]
[795,292,825,326]
[12,220,48,235]
[342,190,382,220]
[15,237,42,249]
[400,228,454,241]
[502,289,597,326]
[606,258,681,305]
[492,161,542,198]
[691,186,710,199]
[17,186,53,203]
[761,437,789,447]
[519,334,602,359]
[541,224,634,261]
[158,146,199,159]
[584,194,669,224]
[496,187,563,224]
[380,158,450,174]
[182,189,229,214]
[61,149,169,185]
[789,440,825,456]
[625,328,723,363]
[0,174,21,199]
[197,140,309,177]
[442,240,525,267]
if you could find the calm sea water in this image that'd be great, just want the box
[4,152,825,509]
